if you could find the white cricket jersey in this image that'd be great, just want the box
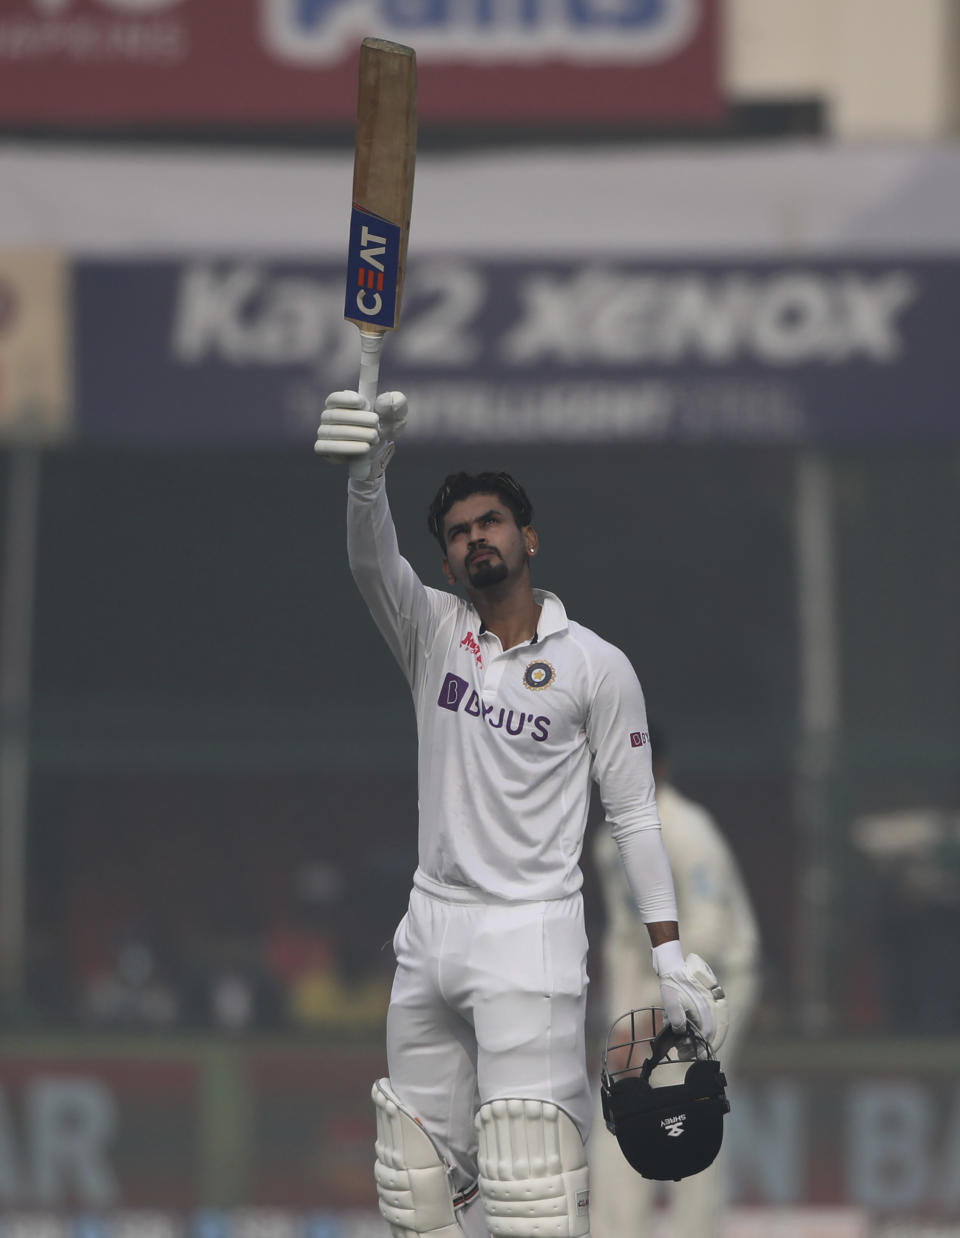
[347,476,676,911]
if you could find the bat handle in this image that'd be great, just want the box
[350,328,386,480]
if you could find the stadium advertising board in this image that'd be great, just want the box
[73,256,959,445]
[0,0,724,128]
[2,1048,960,1223]
[0,249,72,442]
[0,1059,202,1209]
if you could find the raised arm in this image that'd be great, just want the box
[316,389,441,683]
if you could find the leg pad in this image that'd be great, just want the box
[373,1078,462,1238]
[476,1098,590,1237]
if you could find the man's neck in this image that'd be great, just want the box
[472,586,542,652]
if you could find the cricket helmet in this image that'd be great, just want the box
[600,1007,730,1182]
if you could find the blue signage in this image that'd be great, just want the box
[73,256,960,445]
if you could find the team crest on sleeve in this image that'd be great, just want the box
[523,660,556,691]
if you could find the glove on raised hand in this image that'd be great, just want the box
[652,941,729,1053]
[314,389,408,481]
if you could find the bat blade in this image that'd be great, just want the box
[344,37,417,335]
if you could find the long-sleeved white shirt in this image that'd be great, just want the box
[347,475,677,916]
[595,781,760,980]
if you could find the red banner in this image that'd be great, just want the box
[0,0,726,127]
[0,1059,202,1209]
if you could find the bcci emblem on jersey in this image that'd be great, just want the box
[523,660,556,691]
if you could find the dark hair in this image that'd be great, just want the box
[427,471,534,550]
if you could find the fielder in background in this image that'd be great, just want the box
[316,390,728,1238]
[590,730,761,1238]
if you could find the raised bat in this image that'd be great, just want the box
[343,36,417,478]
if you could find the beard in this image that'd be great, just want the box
[467,555,509,589]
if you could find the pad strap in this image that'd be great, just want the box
[476,1098,590,1237]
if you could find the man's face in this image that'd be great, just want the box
[441,493,534,592]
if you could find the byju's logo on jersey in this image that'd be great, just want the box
[437,673,469,712]
[437,672,550,742]
[630,730,649,747]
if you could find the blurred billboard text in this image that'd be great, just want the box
[3,1042,960,1217]
[0,0,724,129]
[72,256,957,446]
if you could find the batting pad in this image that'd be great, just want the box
[476,1098,590,1237]
[372,1078,461,1238]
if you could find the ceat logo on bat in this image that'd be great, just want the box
[344,206,401,329]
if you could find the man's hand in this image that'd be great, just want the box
[652,942,729,1052]
[315,389,408,481]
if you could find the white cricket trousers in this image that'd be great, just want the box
[386,881,593,1196]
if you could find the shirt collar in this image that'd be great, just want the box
[474,589,568,644]
[532,589,569,640]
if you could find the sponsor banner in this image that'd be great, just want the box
[0,1211,387,1238]
[0,1209,878,1238]
[74,256,960,445]
[0,0,724,127]
[244,1049,385,1208]
[0,1059,203,1209]
[722,1211,869,1238]
[3,1049,960,1214]
[0,249,73,442]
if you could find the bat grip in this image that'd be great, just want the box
[350,329,386,480]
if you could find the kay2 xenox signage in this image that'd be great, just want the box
[73,256,959,445]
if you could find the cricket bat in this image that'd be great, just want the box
[343,36,417,479]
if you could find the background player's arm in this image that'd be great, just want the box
[669,806,761,974]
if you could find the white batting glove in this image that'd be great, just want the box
[314,389,408,481]
[652,942,729,1053]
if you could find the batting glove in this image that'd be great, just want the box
[652,941,729,1053]
[315,389,408,481]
